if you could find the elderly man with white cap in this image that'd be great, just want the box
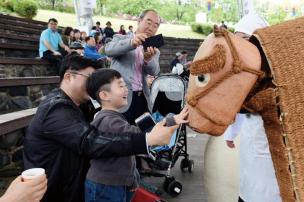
[223,12,282,202]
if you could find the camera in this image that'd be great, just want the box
[135,112,156,132]
[142,34,165,51]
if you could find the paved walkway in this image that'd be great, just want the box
[144,128,210,202]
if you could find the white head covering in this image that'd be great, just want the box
[176,52,182,57]
[234,12,269,35]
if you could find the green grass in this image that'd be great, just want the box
[34,9,205,39]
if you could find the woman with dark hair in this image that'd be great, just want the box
[62,26,74,46]
[93,32,103,52]
[118,25,126,35]
[80,31,87,45]
[104,21,114,39]
[73,29,81,43]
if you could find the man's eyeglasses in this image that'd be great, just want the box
[69,71,90,78]
[50,22,58,26]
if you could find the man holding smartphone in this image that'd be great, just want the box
[105,9,161,125]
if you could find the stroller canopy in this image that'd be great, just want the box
[150,74,187,111]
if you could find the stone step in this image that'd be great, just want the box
[0,32,39,45]
[0,38,37,46]
[0,29,40,39]
[0,23,41,35]
[0,43,39,58]
[0,13,47,27]
[0,57,48,65]
[0,18,46,31]
[0,76,59,87]
[0,82,58,115]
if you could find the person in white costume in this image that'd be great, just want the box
[223,12,281,202]
[224,114,281,202]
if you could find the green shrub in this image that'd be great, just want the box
[201,24,213,35]
[13,0,38,19]
[191,23,214,35]
[228,27,235,33]
[1,0,15,11]
[38,4,75,14]
[191,23,202,33]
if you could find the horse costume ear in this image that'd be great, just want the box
[190,44,226,75]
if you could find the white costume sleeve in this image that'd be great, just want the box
[171,66,178,74]
[223,113,247,141]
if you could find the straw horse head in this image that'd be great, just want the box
[187,18,304,201]
[186,25,263,136]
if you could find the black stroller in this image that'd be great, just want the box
[140,73,194,197]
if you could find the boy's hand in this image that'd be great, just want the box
[173,107,189,125]
[146,120,178,146]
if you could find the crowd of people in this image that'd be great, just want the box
[1,5,280,202]
[39,18,136,74]
[0,9,192,202]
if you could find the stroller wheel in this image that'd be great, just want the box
[188,160,194,173]
[163,176,175,192]
[167,180,182,197]
[180,158,189,172]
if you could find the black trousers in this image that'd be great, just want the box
[42,50,65,75]
[123,91,149,171]
[123,91,148,125]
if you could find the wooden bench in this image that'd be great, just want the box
[0,76,60,87]
[0,13,47,27]
[0,31,39,43]
[0,57,49,65]
[0,108,36,136]
[0,43,38,58]
[0,43,37,50]
[0,23,41,35]
[0,18,45,31]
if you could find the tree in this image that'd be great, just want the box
[206,0,239,23]
[265,6,287,25]
[97,0,108,15]
[105,0,160,16]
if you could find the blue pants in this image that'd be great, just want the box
[85,180,134,202]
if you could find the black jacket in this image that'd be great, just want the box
[23,88,147,202]
[104,27,114,38]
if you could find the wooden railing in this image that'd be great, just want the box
[0,108,37,136]
[0,76,59,87]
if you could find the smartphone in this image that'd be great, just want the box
[142,34,165,50]
[135,112,156,132]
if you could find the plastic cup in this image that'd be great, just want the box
[21,168,45,181]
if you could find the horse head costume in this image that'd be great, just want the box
[186,17,304,201]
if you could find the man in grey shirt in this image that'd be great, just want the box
[105,9,161,125]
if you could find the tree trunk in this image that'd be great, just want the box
[176,8,184,21]
[51,0,56,9]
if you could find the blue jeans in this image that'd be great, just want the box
[85,180,134,202]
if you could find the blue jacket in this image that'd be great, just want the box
[84,45,106,60]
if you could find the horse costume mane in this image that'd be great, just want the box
[186,17,304,201]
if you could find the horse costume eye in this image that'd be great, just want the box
[195,74,210,87]
[198,75,205,82]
